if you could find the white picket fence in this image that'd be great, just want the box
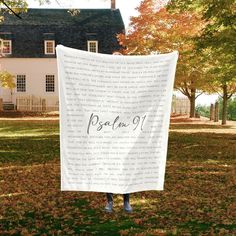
[16,95,59,112]
[15,95,189,114]
[171,97,190,114]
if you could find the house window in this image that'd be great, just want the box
[46,75,55,92]
[87,40,98,53]
[1,40,12,54]
[44,40,55,54]
[16,75,26,92]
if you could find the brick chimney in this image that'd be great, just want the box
[111,0,116,10]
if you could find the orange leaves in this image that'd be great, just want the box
[119,1,204,55]
[134,218,144,225]
[137,0,169,15]
[1,120,236,235]
[119,229,130,235]
[117,0,206,93]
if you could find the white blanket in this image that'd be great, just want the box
[56,45,178,194]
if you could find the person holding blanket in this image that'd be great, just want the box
[104,52,133,213]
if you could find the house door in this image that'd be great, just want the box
[0,87,12,102]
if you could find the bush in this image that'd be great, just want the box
[196,104,210,118]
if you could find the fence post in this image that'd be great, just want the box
[16,98,18,110]
[29,95,32,111]
[214,102,219,122]
[210,103,214,121]
[42,99,46,111]
[39,97,41,111]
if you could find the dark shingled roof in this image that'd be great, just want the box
[0,8,125,57]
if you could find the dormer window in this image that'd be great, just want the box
[87,40,98,53]
[0,40,12,54]
[44,40,55,54]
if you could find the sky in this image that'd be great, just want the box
[27,0,219,105]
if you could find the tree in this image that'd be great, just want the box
[0,0,51,21]
[218,96,236,121]
[169,0,236,125]
[0,0,29,21]
[174,51,207,118]
[228,96,236,121]
[118,0,206,118]
[199,0,236,125]
[0,71,16,102]
[203,49,236,124]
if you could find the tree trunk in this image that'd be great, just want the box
[214,102,219,122]
[189,88,196,118]
[222,85,228,125]
[210,104,214,120]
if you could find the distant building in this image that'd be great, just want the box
[0,0,124,111]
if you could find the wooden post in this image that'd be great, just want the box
[39,97,41,111]
[210,103,214,121]
[30,95,33,111]
[214,101,219,122]
[42,99,46,111]
[16,98,18,110]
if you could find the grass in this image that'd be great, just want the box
[0,120,235,235]
[0,120,59,165]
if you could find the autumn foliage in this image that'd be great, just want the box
[1,119,236,235]
[118,1,204,55]
[118,0,235,123]
[118,0,207,118]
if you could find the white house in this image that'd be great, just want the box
[0,0,124,111]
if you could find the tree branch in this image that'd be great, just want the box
[195,91,204,99]
[0,0,22,19]
[227,92,234,100]
[55,0,61,6]
[183,82,191,98]
[177,87,190,99]
[177,87,186,95]
[209,84,223,98]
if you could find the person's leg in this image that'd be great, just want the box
[106,193,113,202]
[123,193,133,212]
[104,193,113,212]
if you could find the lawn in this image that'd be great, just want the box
[0,120,235,235]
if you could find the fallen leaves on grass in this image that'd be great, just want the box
[0,121,236,235]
